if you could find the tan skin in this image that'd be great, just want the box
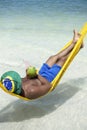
[21,30,83,99]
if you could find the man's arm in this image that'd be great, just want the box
[25,75,51,99]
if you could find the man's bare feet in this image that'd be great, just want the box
[72,30,84,48]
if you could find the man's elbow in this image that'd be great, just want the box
[27,88,38,99]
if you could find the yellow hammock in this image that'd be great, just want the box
[0,23,87,101]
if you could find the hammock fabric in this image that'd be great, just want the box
[0,23,87,101]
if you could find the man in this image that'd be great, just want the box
[1,30,83,99]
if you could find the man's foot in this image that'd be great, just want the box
[72,30,84,48]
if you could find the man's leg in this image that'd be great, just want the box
[56,54,69,67]
[46,30,82,67]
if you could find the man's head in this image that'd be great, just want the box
[0,71,22,95]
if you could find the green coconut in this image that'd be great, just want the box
[26,66,37,78]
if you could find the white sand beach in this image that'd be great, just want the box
[0,28,87,130]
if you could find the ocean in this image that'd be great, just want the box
[0,0,87,50]
[0,0,87,130]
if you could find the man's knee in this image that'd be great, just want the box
[48,55,55,61]
[46,54,60,65]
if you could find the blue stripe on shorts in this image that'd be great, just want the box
[39,63,61,82]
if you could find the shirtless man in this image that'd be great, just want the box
[21,30,83,99]
[1,30,83,99]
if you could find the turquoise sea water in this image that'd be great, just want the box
[0,0,87,31]
[0,0,87,29]
[0,0,87,47]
